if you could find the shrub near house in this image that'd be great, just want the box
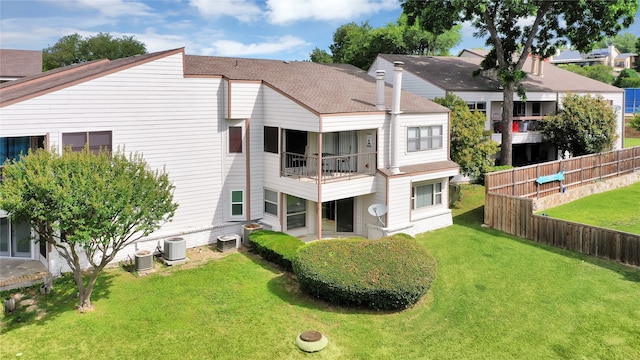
[293,234,437,310]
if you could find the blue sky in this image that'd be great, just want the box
[1,0,638,61]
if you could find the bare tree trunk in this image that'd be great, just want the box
[500,84,515,166]
[78,268,101,312]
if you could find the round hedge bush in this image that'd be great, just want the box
[292,234,436,310]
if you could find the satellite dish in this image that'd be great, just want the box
[368,204,387,225]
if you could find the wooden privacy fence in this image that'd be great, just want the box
[485,147,640,199]
[485,194,640,266]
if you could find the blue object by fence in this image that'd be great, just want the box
[536,171,565,185]
[625,88,640,114]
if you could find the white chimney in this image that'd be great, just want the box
[390,61,403,175]
[376,70,386,110]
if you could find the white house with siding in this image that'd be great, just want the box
[0,48,458,274]
[369,53,625,166]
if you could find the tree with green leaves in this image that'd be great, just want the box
[402,0,638,166]
[43,32,147,71]
[595,32,638,53]
[311,14,461,69]
[540,94,617,158]
[0,148,177,312]
[630,112,640,132]
[309,47,333,63]
[433,94,499,179]
[637,37,640,72]
[558,64,615,85]
[614,68,640,88]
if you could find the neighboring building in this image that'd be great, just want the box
[0,48,458,274]
[0,49,42,82]
[369,53,625,166]
[550,45,637,70]
[457,49,490,59]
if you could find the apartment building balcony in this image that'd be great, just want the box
[491,117,545,144]
[282,151,377,183]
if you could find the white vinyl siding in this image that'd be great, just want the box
[369,58,446,99]
[0,52,226,238]
[228,81,261,119]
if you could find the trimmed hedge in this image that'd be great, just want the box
[249,230,305,271]
[292,234,437,310]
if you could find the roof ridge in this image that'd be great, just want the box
[0,59,110,92]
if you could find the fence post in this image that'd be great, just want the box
[599,153,603,180]
[536,164,540,198]
[580,156,584,186]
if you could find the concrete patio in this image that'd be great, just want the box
[0,258,50,292]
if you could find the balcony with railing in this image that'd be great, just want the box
[491,117,545,144]
[282,151,377,183]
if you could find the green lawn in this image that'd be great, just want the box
[625,137,640,148]
[540,182,640,234]
[2,185,640,359]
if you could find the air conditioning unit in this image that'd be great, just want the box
[164,237,186,261]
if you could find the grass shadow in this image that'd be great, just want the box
[1,271,116,334]
[240,244,407,315]
[265,273,404,316]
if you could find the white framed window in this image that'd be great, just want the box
[467,101,487,113]
[230,190,244,216]
[513,102,526,117]
[412,181,442,210]
[407,126,443,152]
[264,188,278,216]
[286,195,306,229]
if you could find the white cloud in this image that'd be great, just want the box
[0,17,116,50]
[40,0,153,17]
[202,35,310,56]
[189,0,262,23]
[265,0,398,25]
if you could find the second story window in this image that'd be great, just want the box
[513,102,526,117]
[407,126,443,152]
[467,101,487,114]
[264,126,279,154]
[229,126,242,153]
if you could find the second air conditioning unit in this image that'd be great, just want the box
[163,237,186,261]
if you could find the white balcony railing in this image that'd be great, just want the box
[282,152,377,183]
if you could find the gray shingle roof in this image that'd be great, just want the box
[1,48,448,115]
[184,55,448,115]
[377,54,622,93]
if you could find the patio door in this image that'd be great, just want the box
[0,218,32,258]
[322,198,354,233]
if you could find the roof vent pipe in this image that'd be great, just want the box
[375,70,386,110]
[390,61,403,175]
